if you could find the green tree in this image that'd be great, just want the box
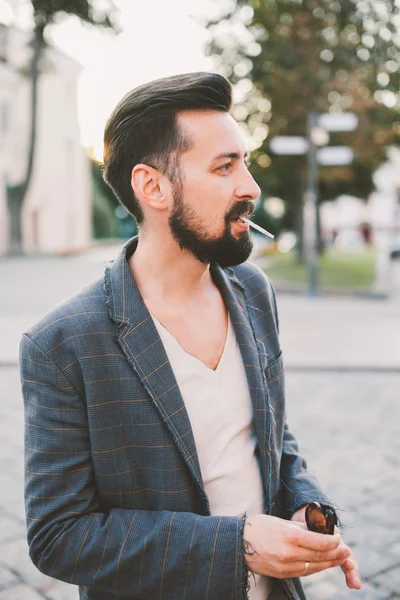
[91,158,138,240]
[205,0,400,255]
[91,158,118,239]
[6,0,118,253]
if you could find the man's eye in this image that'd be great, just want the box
[219,162,232,172]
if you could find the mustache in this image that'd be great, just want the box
[226,201,256,223]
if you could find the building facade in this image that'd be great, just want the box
[0,25,91,255]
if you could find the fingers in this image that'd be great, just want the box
[244,514,359,583]
[285,544,351,564]
[295,529,361,589]
[341,556,362,590]
[277,556,347,579]
[292,527,342,552]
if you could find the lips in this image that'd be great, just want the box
[229,209,253,223]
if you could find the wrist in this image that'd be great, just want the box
[242,518,262,573]
[291,505,307,522]
[240,512,255,594]
[240,514,257,567]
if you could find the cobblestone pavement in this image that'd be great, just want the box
[1,366,399,599]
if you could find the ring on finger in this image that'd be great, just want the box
[303,561,310,575]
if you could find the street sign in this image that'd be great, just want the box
[318,112,358,132]
[317,146,354,166]
[304,110,358,297]
[269,136,309,155]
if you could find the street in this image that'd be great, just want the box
[0,245,399,599]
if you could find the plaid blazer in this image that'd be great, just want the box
[20,237,330,600]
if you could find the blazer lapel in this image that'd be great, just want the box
[104,239,272,514]
[104,238,208,511]
[211,263,271,506]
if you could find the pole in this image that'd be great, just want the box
[305,110,319,296]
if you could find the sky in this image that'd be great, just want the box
[0,0,219,158]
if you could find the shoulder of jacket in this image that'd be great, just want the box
[230,261,274,296]
[24,276,107,349]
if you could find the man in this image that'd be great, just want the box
[21,72,360,600]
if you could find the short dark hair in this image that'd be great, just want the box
[103,72,232,223]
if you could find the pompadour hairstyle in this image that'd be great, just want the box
[103,72,232,223]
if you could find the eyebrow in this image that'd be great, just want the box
[210,151,249,164]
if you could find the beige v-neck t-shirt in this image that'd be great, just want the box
[151,314,271,599]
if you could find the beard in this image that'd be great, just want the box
[168,184,254,268]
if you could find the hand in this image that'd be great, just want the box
[291,506,307,523]
[290,508,362,590]
[243,514,350,579]
[339,543,362,589]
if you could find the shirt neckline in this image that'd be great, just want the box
[151,312,233,375]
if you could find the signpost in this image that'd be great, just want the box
[317,146,354,166]
[318,112,359,132]
[304,111,319,297]
[269,111,358,296]
[269,136,309,155]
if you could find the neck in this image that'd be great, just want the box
[128,228,214,306]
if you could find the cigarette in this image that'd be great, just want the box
[241,217,275,239]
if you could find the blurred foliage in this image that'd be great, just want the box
[91,158,120,210]
[91,159,138,239]
[91,159,118,239]
[31,0,117,32]
[252,197,282,234]
[92,178,119,239]
[205,0,400,237]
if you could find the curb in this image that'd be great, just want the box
[273,286,389,300]
[284,365,400,373]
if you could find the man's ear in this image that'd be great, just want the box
[131,164,169,211]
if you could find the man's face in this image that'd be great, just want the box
[168,110,261,268]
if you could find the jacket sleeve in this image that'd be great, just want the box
[268,283,332,517]
[280,422,332,517]
[20,333,246,599]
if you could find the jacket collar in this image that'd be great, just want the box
[104,237,142,325]
[104,237,270,508]
[104,236,246,324]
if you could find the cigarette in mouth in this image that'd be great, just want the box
[240,217,275,239]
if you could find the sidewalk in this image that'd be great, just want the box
[276,293,400,371]
[0,244,121,365]
[1,245,399,369]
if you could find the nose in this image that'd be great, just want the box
[235,169,261,202]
